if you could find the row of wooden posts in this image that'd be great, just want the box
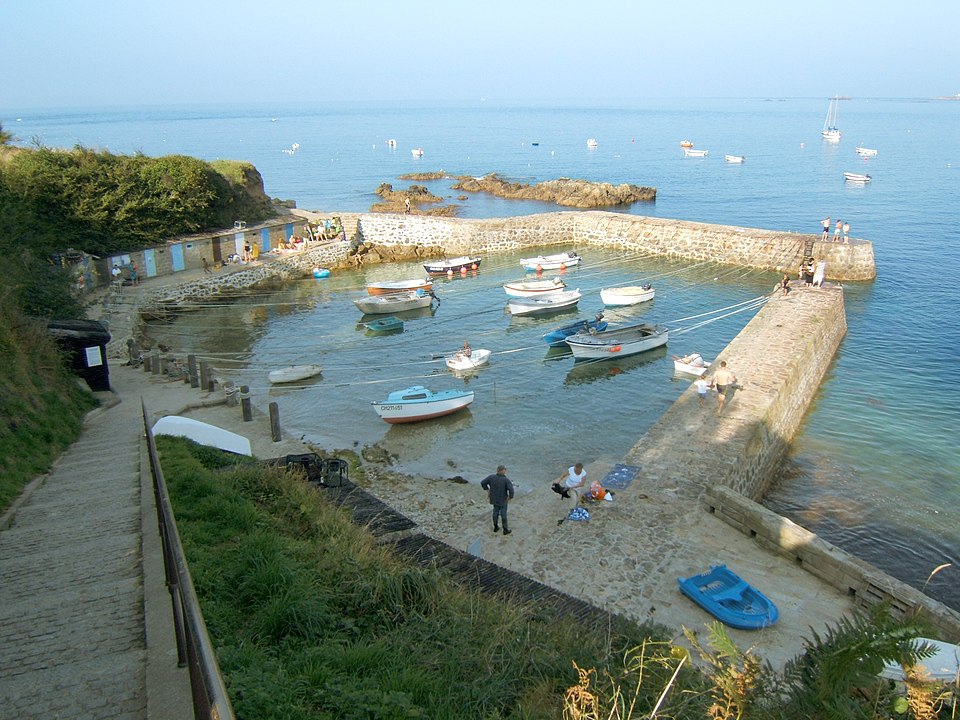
[141,352,283,442]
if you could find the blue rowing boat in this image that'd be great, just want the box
[677,564,779,630]
[543,313,607,347]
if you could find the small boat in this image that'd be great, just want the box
[354,290,436,315]
[600,284,655,307]
[364,316,403,333]
[423,256,482,275]
[445,348,491,371]
[543,314,607,347]
[503,277,566,297]
[371,385,474,423]
[268,364,323,384]
[387,139,397,148]
[679,140,694,148]
[565,322,668,359]
[880,638,960,683]
[411,147,424,157]
[724,154,746,163]
[586,138,599,149]
[366,277,433,295]
[683,148,709,158]
[152,416,252,456]
[821,95,842,141]
[672,353,711,376]
[677,564,779,630]
[519,251,582,271]
[844,172,872,183]
[508,289,581,316]
[855,146,878,157]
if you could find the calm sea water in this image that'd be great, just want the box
[9,98,959,610]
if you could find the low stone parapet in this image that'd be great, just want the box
[704,484,960,641]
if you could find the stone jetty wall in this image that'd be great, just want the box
[624,286,848,503]
[354,211,876,281]
[619,285,960,638]
[705,486,960,639]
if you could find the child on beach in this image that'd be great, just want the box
[694,375,710,407]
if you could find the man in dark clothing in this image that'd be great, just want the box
[480,465,514,535]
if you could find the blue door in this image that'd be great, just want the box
[143,249,157,277]
[285,223,294,242]
[261,228,271,252]
[170,243,185,272]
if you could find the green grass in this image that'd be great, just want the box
[0,309,97,513]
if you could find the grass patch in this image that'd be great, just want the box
[0,309,97,513]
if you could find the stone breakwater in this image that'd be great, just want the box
[352,211,876,281]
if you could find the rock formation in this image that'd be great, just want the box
[451,174,656,207]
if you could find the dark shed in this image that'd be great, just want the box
[47,319,112,392]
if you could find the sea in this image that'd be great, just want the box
[8,97,958,611]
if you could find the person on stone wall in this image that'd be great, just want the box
[842,221,850,243]
[710,361,738,416]
[821,216,831,241]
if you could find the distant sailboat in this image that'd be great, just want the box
[821,96,841,142]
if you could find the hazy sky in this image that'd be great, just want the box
[3,0,958,109]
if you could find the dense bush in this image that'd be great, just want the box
[0,144,274,259]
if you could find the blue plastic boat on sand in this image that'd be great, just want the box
[677,564,779,630]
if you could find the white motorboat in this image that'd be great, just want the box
[684,148,709,158]
[599,284,655,306]
[411,147,424,157]
[354,290,436,314]
[880,638,960,683]
[152,416,252,456]
[844,172,872,183]
[366,277,433,295]
[565,322,669,359]
[371,385,474,424]
[672,354,711,376]
[586,138,599,149]
[855,146,878,157]
[519,251,581,271]
[821,95,842,141]
[445,348,491,371]
[268,364,323,384]
[508,289,581,316]
[724,154,746,163]
[502,277,566,297]
[423,256,481,275]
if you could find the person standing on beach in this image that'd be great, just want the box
[710,361,737,416]
[481,465,514,535]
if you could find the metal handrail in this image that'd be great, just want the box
[142,401,235,720]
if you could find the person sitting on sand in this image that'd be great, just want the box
[586,478,613,502]
[552,462,587,500]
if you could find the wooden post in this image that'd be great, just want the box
[159,356,170,375]
[199,361,210,392]
[269,402,281,442]
[151,353,161,375]
[240,385,252,422]
[143,355,152,373]
[224,381,238,406]
[188,354,199,388]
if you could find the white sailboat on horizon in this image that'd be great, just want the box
[821,95,841,142]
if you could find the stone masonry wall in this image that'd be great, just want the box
[704,486,960,640]
[355,211,876,281]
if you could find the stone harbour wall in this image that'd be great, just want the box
[354,211,876,281]
[704,486,960,640]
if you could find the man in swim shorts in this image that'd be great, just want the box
[710,361,737,416]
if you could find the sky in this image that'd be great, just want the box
[2,0,959,110]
